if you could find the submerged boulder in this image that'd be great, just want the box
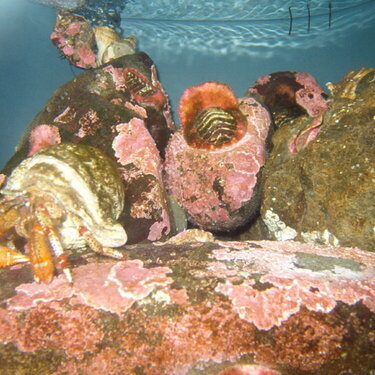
[0,235,374,374]
[242,68,374,251]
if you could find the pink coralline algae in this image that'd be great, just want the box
[164,82,271,232]
[28,124,61,156]
[213,240,375,330]
[247,71,329,153]
[50,11,97,69]
[113,118,171,240]
[113,118,162,178]
[0,240,374,374]
[248,71,328,120]
[103,65,167,110]
[7,260,176,315]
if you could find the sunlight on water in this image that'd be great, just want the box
[121,0,375,57]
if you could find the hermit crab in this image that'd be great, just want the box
[0,143,127,283]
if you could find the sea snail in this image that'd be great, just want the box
[0,143,127,283]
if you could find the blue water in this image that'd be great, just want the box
[1,0,375,169]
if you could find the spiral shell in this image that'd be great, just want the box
[5,143,126,248]
[94,26,137,65]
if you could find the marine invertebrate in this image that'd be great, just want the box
[164,82,271,232]
[248,71,329,153]
[94,26,137,66]
[248,71,328,127]
[179,81,248,148]
[0,143,127,283]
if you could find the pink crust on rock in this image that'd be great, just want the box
[289,114,324,153]
[213,240,375,330]
[124,101,148,118]
[113,117,162,179]
[179,82,238,127]
[164,95,270,230]
[65,22,81,35]
[76,46,97,67]
[216,365,281,375]
[28,124,61,156]
[6,260,181,315]
[103,65,166,109]
[295,72,329,117]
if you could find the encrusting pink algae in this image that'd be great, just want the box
[0,239,374,374]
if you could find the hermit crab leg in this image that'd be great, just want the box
[0,245,29,267]
[28,220,55,284]
[78,225,126,260]
[34,205,72,283]
[70,215,126,260]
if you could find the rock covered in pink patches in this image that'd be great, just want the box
[216,365,281,375]
[247,71,328,129]
[113,117,172,241]
[6,260,176,316]
[214,240,375,330]
[164,83,271,232]
[77,46,97,67]
[0,239,374,373]
[28,124,61,156]
[295,72,329,117]
[50,11,97,69]
[113,118,162,178]
[72,261,174,314]
[7,275,73,311]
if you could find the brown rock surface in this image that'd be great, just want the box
[244,68,374,251]
[0,236,374,374]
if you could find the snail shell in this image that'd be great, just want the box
[94,26,137,65]
[4,143,126,249]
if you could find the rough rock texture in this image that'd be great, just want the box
[164,83,271,232]
[240,68,374,251]
[1,53,175,244]
[51,10,97,69]
[0,236,374,374]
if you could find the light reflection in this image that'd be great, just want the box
[121,0,375,57]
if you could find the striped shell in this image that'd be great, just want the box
[4,143,126,249]
[179,82,248,149]
[192,107,237,146]
[125,69,156,97]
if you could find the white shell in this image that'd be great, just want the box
[4,143,127,249]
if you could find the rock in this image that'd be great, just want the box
[1,53,175,244]
[0,238,374,374]
[50,10,97,69]
[242,68,374,251]
[164,82,271,232]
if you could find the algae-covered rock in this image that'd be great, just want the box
[0,236,374,374]
[252,68,374,251]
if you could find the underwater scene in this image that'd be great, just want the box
[0,0,374,374]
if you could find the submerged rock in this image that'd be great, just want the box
[241,68,375,251]
[0,238,374,374]
[1,53,175,244]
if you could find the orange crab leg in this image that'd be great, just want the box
[78,225,126,260]
[28,221,55,284]
[0,245,29,267]
[34,205,72,283]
